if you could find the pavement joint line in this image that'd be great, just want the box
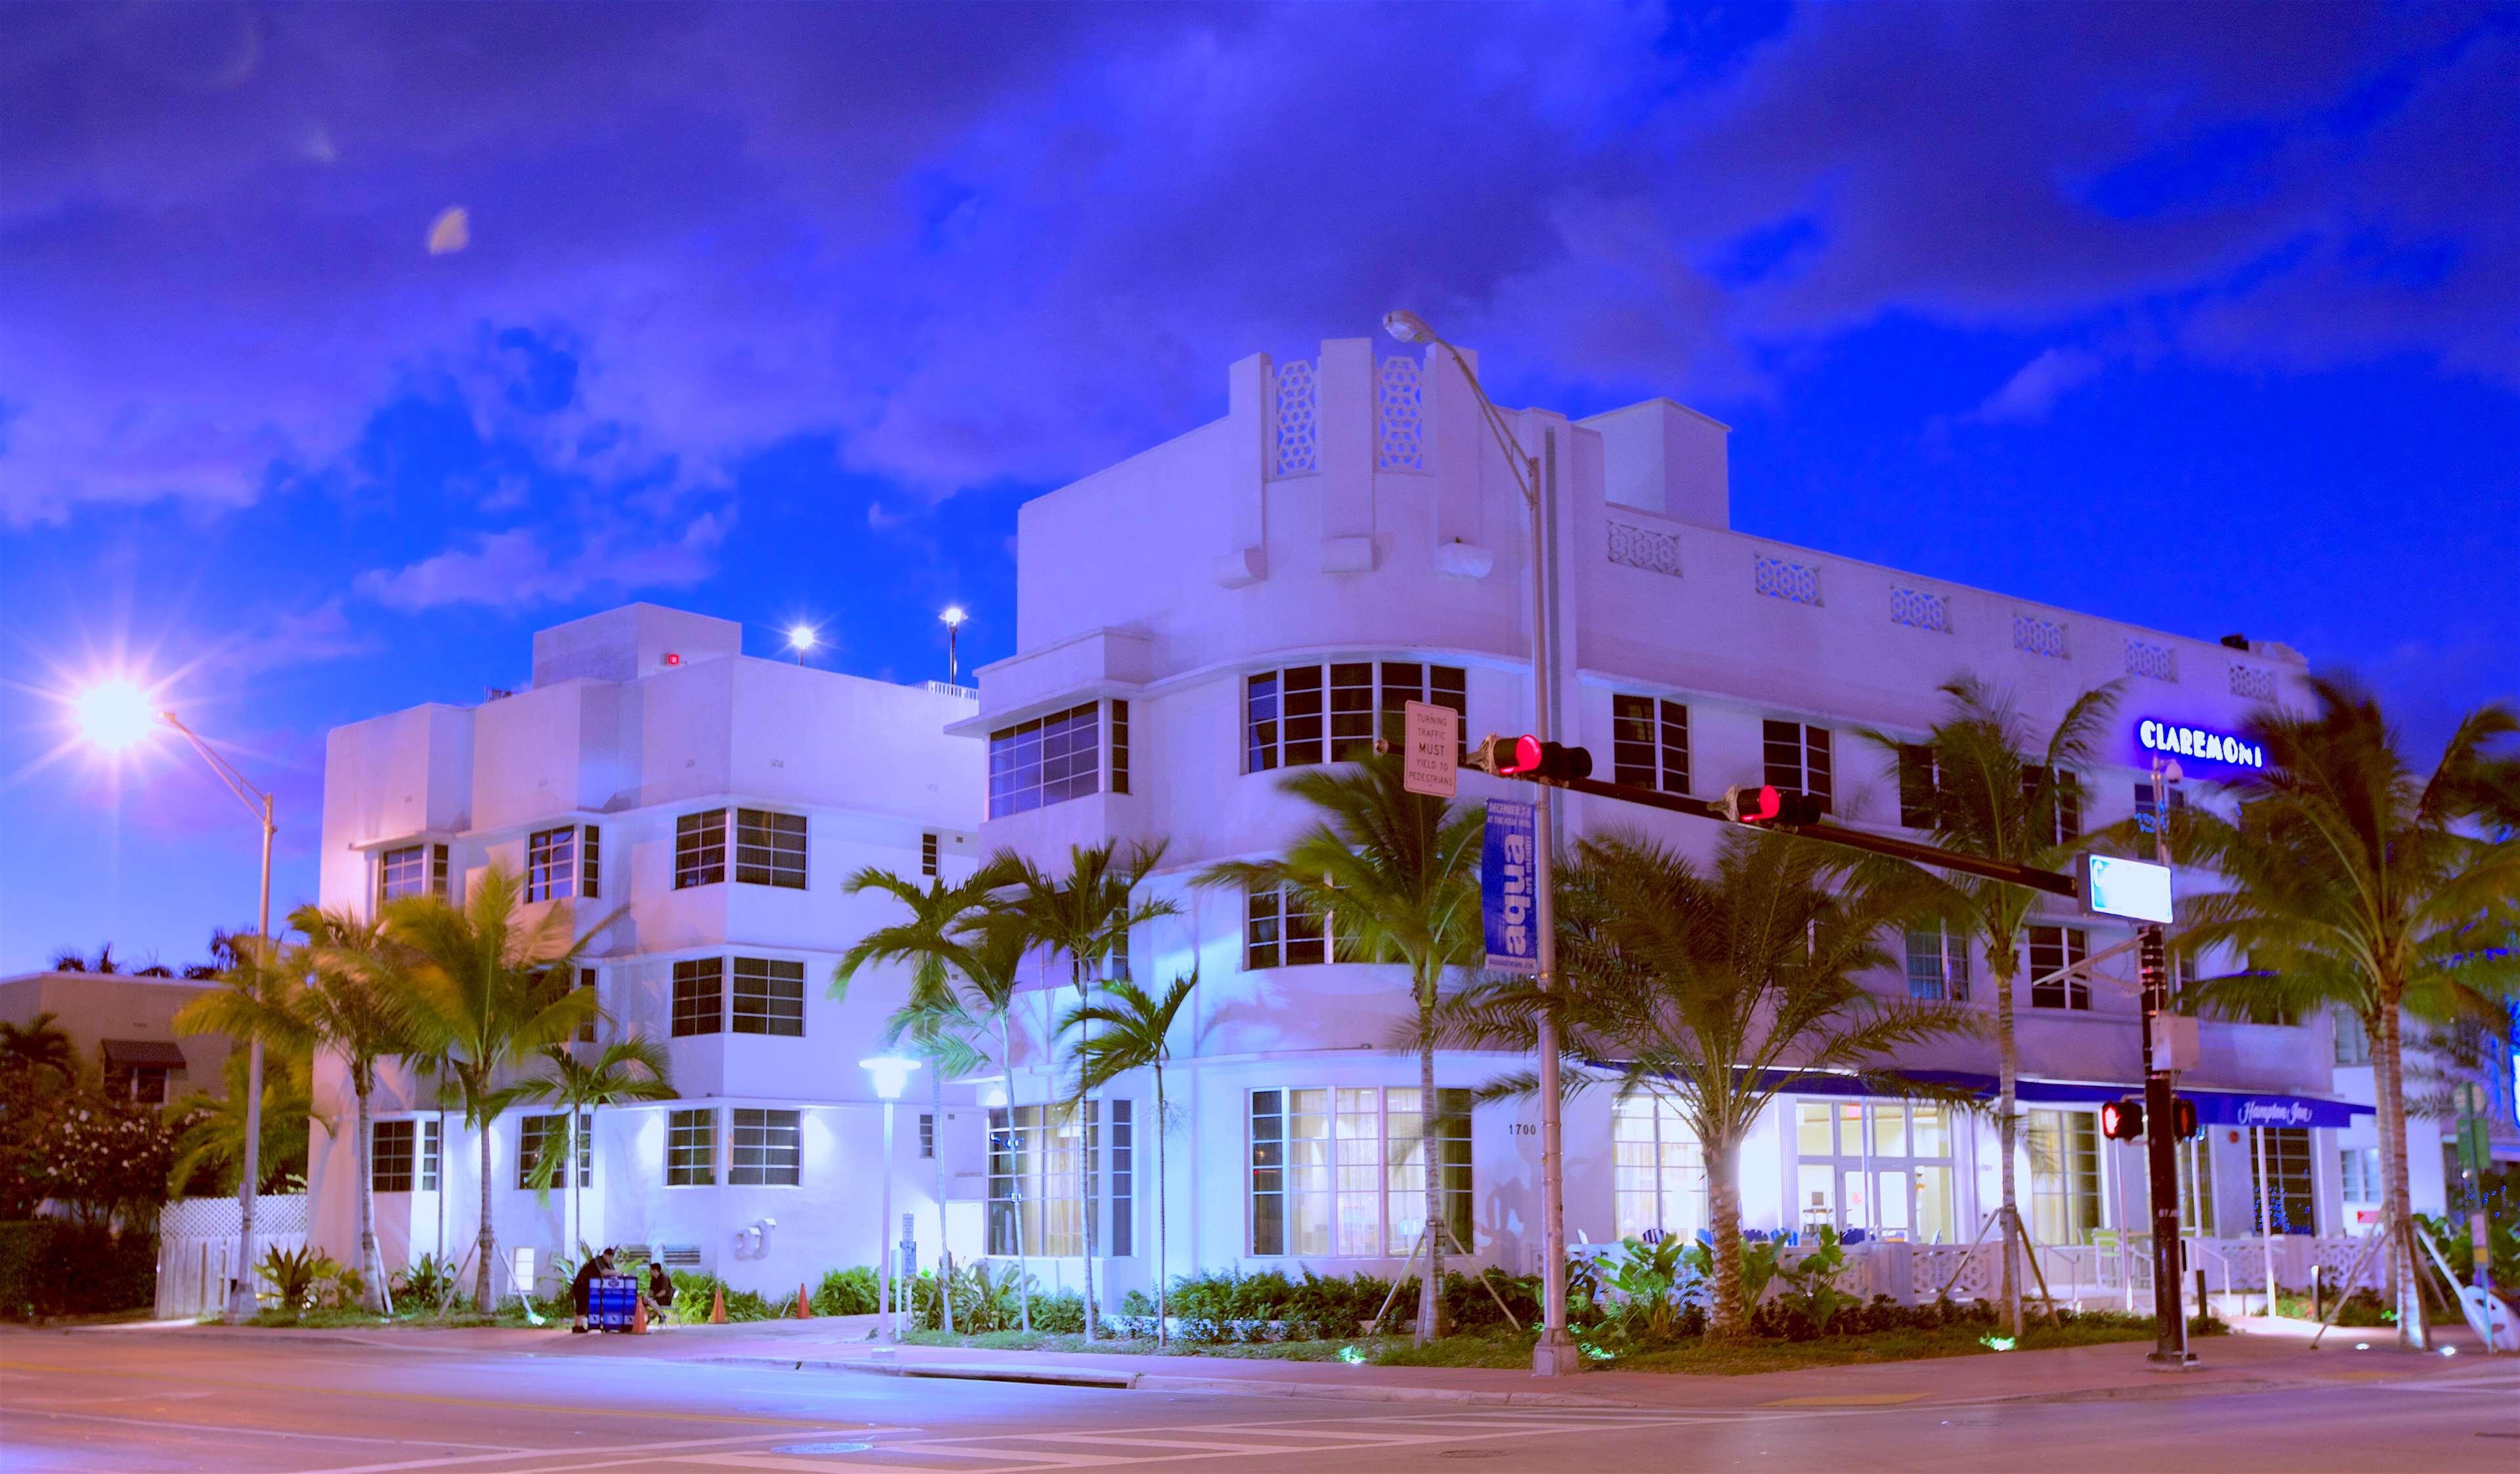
[0,1404,532,1451]
[281,1429,891,1474]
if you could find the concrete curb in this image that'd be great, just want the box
[689,1355,1634,1406]
[694,1355,1135,1389]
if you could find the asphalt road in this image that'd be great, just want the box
[4,1330,2516,1474]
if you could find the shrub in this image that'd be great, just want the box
[257,1244,337,1312]
[1030,1290,1086,1334]
[662,1270,780,1322]
[813,1265,880,1317]
[392,1253,459,1312]
[0,1221,158,1320]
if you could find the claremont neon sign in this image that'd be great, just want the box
[2138,719,2264,770]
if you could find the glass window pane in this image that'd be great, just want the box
[1796,1101,1833,1156]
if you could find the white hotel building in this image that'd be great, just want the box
[309,337,2510,1307]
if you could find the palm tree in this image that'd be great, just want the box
[1061,974,1195,1345]
[1,1012,77,1086]
[2166,679,2518,1350]
[1200,753,1482,1344]
[990,841,1176,1339]
[165,1049,328,1196]
[954,917,1040,1332]
[1431,830,1970,1338]
[519,1038,674,1263]
[834,863,1013,1335]
[291,904,422,1311]
[387,864,604,1309]
[1860,674,2118,1336]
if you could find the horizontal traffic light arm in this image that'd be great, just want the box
[1489,767,2080,900]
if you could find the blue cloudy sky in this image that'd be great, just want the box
[3,1,2514,972]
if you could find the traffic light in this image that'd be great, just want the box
[2101,1097,2145,1142]
[1478,734,1594,782]
[1720,784,1825,826]
[2171,1096,2200,1141]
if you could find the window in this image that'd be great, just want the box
[2341,1146,2381,1205]
[1110,700,1130,796]
[989,1103,1090,1257]
[1109,1099,1134,1258]
[672,958,724,1037]
[1245,662,1464,771]
[731,957,805,1036]
[666,1108,716,1187]
[1897,744,1940,829]
[1249,1086,1470,1257]
[2248,1126,2315,1235]
[920,832,939,878]
[1613,1095,1705,1241]
[2026,927,2091,1011]
[1245,883,1329,969]
[517,1112,590,1190]
[583,824,601,900]
[2133,780,2188,835]
[989,702,1101,818]
[526,826,578,903]
[675,810,727,889]
[419,1116,440,1192]
[576,968,599,1044]
[2024,1108,2102,1245]
[735,809,807,888]
[729,1108,802,1187]
[2333,1007,2372,1066]
[2136,1135,2216,1235]
[373,1119,417,1192]
[1904,928,1972,1002]
[106,1064,174,1105]
[2021,767,2082,845]
[1793,1099,1955,1242]
[919,1112,935,1160]
[1611,695,1690,793]
[379,843,449,906]
[1762,720,1833,811]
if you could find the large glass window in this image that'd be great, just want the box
[1109,1099,1134,1258]
[1793,1098,1955,1242]
[2332,1006,2372,1066]
[1897,744,1940,829]
[734,809,807,888]
[672,958,723,1037]
[378,843,449,906]
[2247,1126,2316,1235]
[1904,928,1973,1003]
[582,824,601,900]
[526,826,578,903]
[1762,720,1833,811]
[2026,926,2091,1011]
[373,1119,417,1192]
[988,1103,1090,1257]
[517,1112,590,1190]
[1245,883,1329,970]
[675,810,727,889]
[2025,1108,2103,1245]
[989,703,1102,818]
[666,1108,715,1187]
[1611,695,1689,793]
[729,1108,802,1186]
[1250,1086,1469,1257]
[731,957,805,1036]
[2021,767,2083,845]
[1110,700,1130,796]
[1246,662,1464,771]
[1613,1094,1705,1241]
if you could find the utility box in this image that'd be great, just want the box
[2152,1014,2202,1072]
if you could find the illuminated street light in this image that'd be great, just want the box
[75,678,159,753]
[862,1055,921,1340]
[787,624,819,666]
[939,606,968,687]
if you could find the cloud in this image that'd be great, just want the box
[355,510,730,612]
[1969,348,2108,423]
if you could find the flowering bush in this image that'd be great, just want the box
[0,1089,174,1223]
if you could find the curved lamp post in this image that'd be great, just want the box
[940,606,968,688]
[863,1055,921,1339]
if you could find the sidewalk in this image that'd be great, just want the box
[127,1311,2498,1410]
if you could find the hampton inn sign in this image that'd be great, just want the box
[2137,719,2266,770]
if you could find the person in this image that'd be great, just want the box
[643,1261,676,1327]
[568,1250,614,1334]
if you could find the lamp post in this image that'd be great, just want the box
[1381,310,1576,1376]
[940,606,968,687]
[75,679,276,1323]
[787,625,819,667]
[863,1055,920,1340]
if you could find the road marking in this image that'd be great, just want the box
[0,1404,527,1451]
[284,1430,886,1474]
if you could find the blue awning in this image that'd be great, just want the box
[1745,1068,2366,1129]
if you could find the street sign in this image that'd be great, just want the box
[1482,797,1538,975]
[2084,853,2174,924]
[1401,701,1458,798]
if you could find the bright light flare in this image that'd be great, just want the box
[75,679,161,752]
[860,1055,921,1101]
[786,624,819,652]
[939,605,968,628]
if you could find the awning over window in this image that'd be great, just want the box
[100,1038,188,1070]
[1741,1067,2366,1129]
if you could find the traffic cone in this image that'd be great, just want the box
[632,1296,649,1335]
[797,1284,813,1319]
[710,1283,726,1324]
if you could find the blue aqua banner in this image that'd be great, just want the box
[1482,797,1539,975]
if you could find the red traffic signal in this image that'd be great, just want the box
[1481,734,1594,782]
[1721,784,1825,826]
[2101,1097,2145,1142]
[2171,1096,2200,1140]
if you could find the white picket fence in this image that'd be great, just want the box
[154,1194,309,1319]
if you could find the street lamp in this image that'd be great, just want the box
[1384,310,1577,1376]
[939,606,968,687]
[74,679,277,1324]
[786,625,819,666]
[862,1055,920,1341]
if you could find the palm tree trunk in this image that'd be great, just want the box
[1994,953,2024,1338]
[1000,1017,1032,1334]
[1707,1140,1746,1339]
[932,1066,952,1335]
[1153,1064,1168,1349]
[355,1074,382,1313]
[569,1106,584,1263]
[2373,1003,2428,1350]
[1415,988,1446,1346]
[1075,959,1100,1341]
[435,1099,450,1277]
[474,1103,497,1311]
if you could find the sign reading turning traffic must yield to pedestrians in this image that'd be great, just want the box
[1401,700,1458,798]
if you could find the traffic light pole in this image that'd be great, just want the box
[2138,923,2192,1364]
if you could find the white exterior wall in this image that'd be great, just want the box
[310,605,987,1297]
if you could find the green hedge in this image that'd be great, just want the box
[0,1221,158,1320]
